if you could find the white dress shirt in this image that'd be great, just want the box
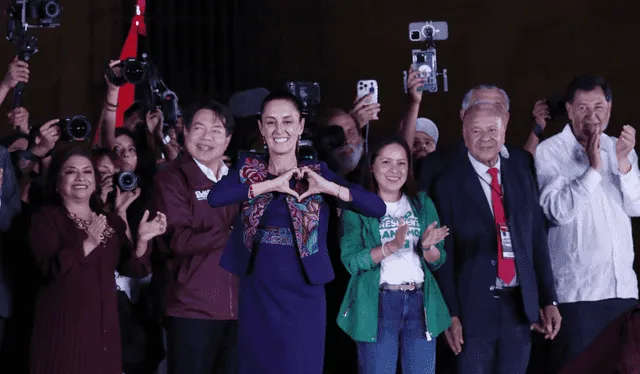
[467,152,518,288]
[535,125,640,303]
[193,159,229,183]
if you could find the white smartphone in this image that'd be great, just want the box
[357,80,379,119]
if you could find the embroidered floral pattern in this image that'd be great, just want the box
[239,157,324,258]
[255,227,294,246]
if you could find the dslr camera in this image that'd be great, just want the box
[106,55,180,127]
[30,115,91,142]
[7,0,62,108]
[6,0,62,31]
[105,58,149,86]
[114,171,138,192]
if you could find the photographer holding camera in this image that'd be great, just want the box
[98,60,182,165]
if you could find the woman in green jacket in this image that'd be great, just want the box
[337,137,451,374]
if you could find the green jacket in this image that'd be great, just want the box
[337,192,451,342]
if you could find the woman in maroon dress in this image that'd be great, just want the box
[28,147,167,374]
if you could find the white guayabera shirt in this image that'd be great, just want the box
[535,125,640,303]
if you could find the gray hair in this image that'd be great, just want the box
[461,84,510,112]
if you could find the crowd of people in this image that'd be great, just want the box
[0,53,637,374]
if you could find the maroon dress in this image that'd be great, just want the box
[28,205,150,374]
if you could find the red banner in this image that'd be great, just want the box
[116,0,147,128]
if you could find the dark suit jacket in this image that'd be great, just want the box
[0,146,21,318]
[417,139,467,195]
[431,145,557,336]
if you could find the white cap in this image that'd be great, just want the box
[416,117,439,144]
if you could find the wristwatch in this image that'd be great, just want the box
[533,124,545,140]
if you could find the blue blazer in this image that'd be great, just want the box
[431,146,557,336]
[209,160,385,286]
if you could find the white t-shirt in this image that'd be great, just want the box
[379,194,424,285]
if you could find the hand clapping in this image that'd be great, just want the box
[137,210,168,242]
[84,213,107,256]
[421,221,449,249]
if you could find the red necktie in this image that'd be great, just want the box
[488,167,515,284]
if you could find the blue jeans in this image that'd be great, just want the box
[357,289,436,374]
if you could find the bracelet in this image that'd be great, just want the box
[248,185,255,199]
[381,243,389,257]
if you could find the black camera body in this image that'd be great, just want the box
[59,115,91,141]
[6,0,61,30]
[107,55,180,127]
[29,115,91,143]
[7,0,62,108]
[105,58,149,87]
[115,171,138,192]
[26,0,61,27]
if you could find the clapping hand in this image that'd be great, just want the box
[137,210,167,242]
[616,125,636,174]
[420,221,449,248]
[84,213,107,256]
[387,219,409,254]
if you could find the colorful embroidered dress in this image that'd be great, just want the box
[209,157,386,374]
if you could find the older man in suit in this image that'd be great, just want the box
[0,145,21,350]
[154,101,239,374]
[431,104,561,374]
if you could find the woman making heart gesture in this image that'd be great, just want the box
[338,137,450,374]
[209,91,385,374]
[27,146,167,374]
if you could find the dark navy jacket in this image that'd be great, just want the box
[431,145,557,335]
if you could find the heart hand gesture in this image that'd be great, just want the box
[268,168,301,200]
[298,166,333,201]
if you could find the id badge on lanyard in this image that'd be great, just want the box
[499,223,514,259]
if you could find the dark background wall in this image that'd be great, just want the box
[1,0,638,145]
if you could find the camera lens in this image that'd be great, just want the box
[42,1,61,19]
[117,172,138,192]
[410,30,421,41]
[124,60,146,85]
[65,116,91,141]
